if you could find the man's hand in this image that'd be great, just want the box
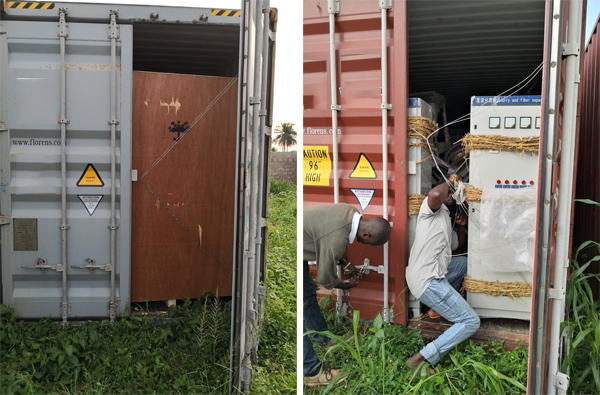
[448,173,462,188]
[336,276,359,290]
[455,212,466,226]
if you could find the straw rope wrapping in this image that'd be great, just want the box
[461,275,532,298]
[408,116,437,164]
[409,194,426,215]
[458,133,540,155]
[465,185,482,202]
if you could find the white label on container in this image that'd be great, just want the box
[78,195,103,216]
[350,188,376,212]
[408,161,417,175]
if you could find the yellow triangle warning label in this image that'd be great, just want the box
[349,153,377,179]
[76,164,104,187]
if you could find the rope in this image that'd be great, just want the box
[462,275,532,298]
[458,133,540,155]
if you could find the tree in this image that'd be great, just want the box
[273,122,297,152]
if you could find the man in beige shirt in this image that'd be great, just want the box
[303,203,391,387]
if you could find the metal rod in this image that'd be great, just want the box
[108,10,119,323]
[254,0,270,316]
[240,1,264,390]
[58,9,69,326]
[547,0,583,393]
[327,0,343,315]
[380,3,390,322]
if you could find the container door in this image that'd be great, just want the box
[528,0,585,394]
[0,15,132,320]
[303,0,409,324]
[229,0,275,393]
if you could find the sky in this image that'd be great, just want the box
[586,0,600,44]
[55,0,303,142]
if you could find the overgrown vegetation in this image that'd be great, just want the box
[251,179,297,394]
[0,178,297,394]
[561,199,600,394]
[308,302,528,395]
[1,297,231,394]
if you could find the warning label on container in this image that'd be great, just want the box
[303,146,332,186]
[350,188,375,212]
[78,195,103,216]
[349,153,377,179]
[76,164,104,187]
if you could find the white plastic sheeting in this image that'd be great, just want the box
[478,188,537,272]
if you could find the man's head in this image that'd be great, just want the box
[433,179,456,208]
[357,217,391,246]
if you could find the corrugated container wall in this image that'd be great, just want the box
[303,0,409,324]
[574,13,600,298]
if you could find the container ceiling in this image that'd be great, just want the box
[408,0,545,129]
[133,23,239,77]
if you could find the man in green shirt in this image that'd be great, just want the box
[303,203,391,387]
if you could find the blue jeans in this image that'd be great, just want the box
[446,255,467,292]
[418,276,480,365]
[303,260,329,376]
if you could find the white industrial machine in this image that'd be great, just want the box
[407,97,435,318]
[467,95,542,320]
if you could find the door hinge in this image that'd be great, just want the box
[554,372,569,394]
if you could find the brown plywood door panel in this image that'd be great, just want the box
[131,71,237,302]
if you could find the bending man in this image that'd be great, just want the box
[406,175,480,369]
[303,203,391,387]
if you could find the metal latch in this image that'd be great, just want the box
[548,287,564,300]
[0,215,10,226]
[71,258,112,273]
[358,258,384,275]
[22,258,63,273]
[381,103,392,110]
[331,104,341,111]
[327,0,340,14]
[554,372,569,393]
[108,10,120,39]
[249,96,261,105]
[380,0,392,10]
[57,9,69,38]
[562,43,579,57]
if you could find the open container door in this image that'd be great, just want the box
[229,0,276,393]
[528,0,585,394]
[0,3,133,323]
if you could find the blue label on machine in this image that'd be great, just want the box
[408,98,421,107]
[472,96,542,106]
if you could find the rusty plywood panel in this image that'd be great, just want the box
[131,71,237,302]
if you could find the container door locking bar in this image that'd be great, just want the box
[58,8,70,325]
[107,10,120,323]
[71,258,112,273]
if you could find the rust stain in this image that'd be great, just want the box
[160,96,182,115]
[43,63,121,71]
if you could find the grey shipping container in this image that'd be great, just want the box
[0,1,276,392]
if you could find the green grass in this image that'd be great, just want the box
[308,303,528,395]
[0,178,297,394]
[1,296,231,394]
[561,199,600,394]
[251,179,297,394]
